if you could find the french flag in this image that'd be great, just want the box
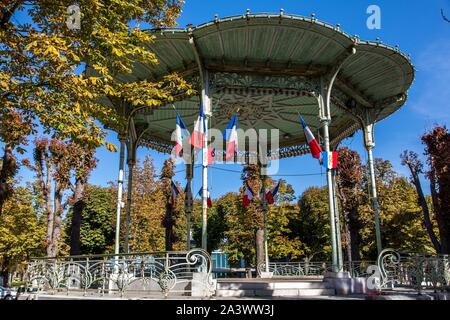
[266,180,281,205]
[175,112,190,157]
[190,104,206,150]
[242,182,254,208]
[300,116,323,160]
[197,188,212,208]
[321,151,338,169]
[224,114,238,161]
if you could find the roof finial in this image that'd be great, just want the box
[246,8,250,18]
[186,23,193,34]
[214,14,219,23]
[311,13,316,22]
[280,8,284,16]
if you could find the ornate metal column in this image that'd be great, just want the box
[363,122,383,255]
[319,93,338,272]
[190,25,211,251]
[124,135,137,254]
[185,162,193,250]
[114,137,126,255]
[260,163,270,273]
[320,46,356,272]
[201,70,211,251]
[332,168,344,270]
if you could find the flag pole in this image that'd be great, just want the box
[201,70,210,251]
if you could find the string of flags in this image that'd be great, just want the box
[242,180,281,208]
[172,107,340,210]
[175,108,338,169]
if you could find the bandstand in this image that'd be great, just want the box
[25,11,416,298]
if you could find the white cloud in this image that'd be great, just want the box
[410,39,450,123]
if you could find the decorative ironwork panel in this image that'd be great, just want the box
[25,249,214,297]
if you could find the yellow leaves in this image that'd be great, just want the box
[111,47,124,57]
[105,142,118,152]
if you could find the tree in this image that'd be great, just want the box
[127,156,164,252]
[422,126,450,253]
[25,137,97,257]
[160,158,177,251]
[0,185,46,286]
[402,126,450,254]
[267,180,303,260]
[336,147,364,262]
[442,9,450,23]
[68,145,97,255]
[241,164,266,268]
[0,0,194,215]
[360,158,433,258]
[295,187,331,261]
[401,151,441,253]
[64,185,116,255]
[125,156,186,253]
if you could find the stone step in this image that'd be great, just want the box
[216,280,333,290]
[215,288,336,297]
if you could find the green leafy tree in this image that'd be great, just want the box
[0,186,46,286]
[336,147,364,262]
[125,156,186,252]
[360,159,434,259]
[0,0,193,216]
[64,185,116,255]
[295,186,331,261]
[267,180,303,260]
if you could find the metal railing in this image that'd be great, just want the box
[25,249,214,297]
[257,260,376,278]
[256,249,450,294]
[378,249,450,293]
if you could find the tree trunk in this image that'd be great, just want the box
[408,164,442,253]
[164,204,173,251]
[430,173,450,254]
[49,180,64,257]
[338,188,361,262]
[0,256,10,287]
[70,181,85,256]
[348,207,362,261]
[0,146,16,217]
[255,228,264,271]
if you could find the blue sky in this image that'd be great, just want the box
[11,0,450,199]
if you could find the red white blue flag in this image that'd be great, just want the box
[190,104,206,150]
[300,116,323,161]
[197,188,212,208]
[266,180,281,205]
[174,112,190,157]
[224,114,238,161]
[321,151,338,169]
[242,182,254,208]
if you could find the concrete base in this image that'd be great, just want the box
[191,272,216,297]
[323,272,367,295]
[260,272,274,279]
